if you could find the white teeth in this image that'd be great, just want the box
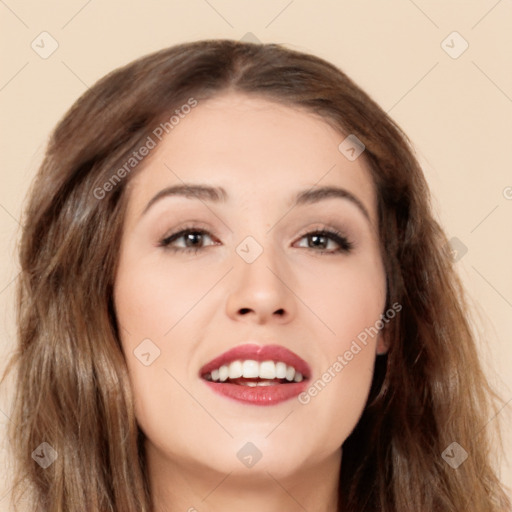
[239,380,275,387]
[275,361,287,379]
[259,360,276,379]
[228,360,243,379]
[205,359,305,383]
[219,365,229,382]
[242,360,259,378]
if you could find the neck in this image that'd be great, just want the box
[147,443,341,512]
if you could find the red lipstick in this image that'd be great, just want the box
[199,343,311,406]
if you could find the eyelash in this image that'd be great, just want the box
[158,224,354,255]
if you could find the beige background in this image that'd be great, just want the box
[1,0,511,508]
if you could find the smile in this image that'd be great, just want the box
[199,343,311,405]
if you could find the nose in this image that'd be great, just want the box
[225,243,296,325]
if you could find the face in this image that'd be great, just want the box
[114,92,388,483]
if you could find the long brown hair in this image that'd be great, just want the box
[4,39,510,511]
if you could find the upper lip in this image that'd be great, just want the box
[199,343,311,379]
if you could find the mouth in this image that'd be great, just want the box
[199,343,311,406]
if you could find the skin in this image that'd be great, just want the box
[114,92,388,512]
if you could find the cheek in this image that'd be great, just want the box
[293,253,386,449]
[114,254,218,340]
[299,249,387,343]
[113,252,225,439]
[113,256,209,452]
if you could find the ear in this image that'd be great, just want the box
[376,332,390,355]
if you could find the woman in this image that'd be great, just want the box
[5,39,510,511]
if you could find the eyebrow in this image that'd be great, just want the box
[141,183,371,221]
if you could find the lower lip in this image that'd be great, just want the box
[203,380,308,405]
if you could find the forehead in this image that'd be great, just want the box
[125,92,377,222]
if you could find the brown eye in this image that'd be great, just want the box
[295,229,353,254]
[159,227,217,253]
